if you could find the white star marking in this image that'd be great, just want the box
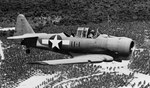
[49,35,61,49]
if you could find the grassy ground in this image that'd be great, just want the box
[1,20,150,87]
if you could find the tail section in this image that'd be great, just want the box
[14,14,35,36]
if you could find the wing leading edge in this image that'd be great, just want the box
[30,54,113,65]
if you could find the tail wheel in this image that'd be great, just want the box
[26,49,30,54]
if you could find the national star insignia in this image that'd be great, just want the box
[49,35,61,49]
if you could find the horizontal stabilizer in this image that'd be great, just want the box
[7,33,46,39]
[7,35,37,39]
[29,54,113,65]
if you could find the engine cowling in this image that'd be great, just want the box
[106,37,134,54]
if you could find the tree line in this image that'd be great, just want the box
[0,0,150,26]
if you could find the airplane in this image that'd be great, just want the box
[7,14,135,65]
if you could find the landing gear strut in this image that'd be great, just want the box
[87,60,93,65]
[26,48,30,54]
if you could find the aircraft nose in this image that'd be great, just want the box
[119,38,135,54]
[106,37,135,55]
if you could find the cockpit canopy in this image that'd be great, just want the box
[75,27,89,38]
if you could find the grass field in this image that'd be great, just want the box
[1,20,150,87]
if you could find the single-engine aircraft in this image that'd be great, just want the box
[7,14,135,65]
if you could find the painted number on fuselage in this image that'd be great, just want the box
[71,41,80,47]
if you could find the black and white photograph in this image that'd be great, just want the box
[0,0,150,88]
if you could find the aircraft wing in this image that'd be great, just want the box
[30,54,113,65]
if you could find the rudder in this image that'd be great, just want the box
[14,14,35,36]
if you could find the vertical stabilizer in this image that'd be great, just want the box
[14,14,35,36]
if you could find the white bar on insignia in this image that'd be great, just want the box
[62,40,70,45]
[42,39,49,44]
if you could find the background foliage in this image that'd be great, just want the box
[1,0,150,27]
[1,0,150,88]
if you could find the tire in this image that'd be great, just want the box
[26,49,30,54]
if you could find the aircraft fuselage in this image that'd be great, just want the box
[21,33,134,57]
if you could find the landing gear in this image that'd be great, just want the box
[88,60,92,63]
[26,48,30,54]
[87,60,93,65]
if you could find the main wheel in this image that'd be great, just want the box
[26,49,30,54]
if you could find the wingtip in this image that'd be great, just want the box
[7,36,21,39]
[7,37,13,39]
[27,61,52,65]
